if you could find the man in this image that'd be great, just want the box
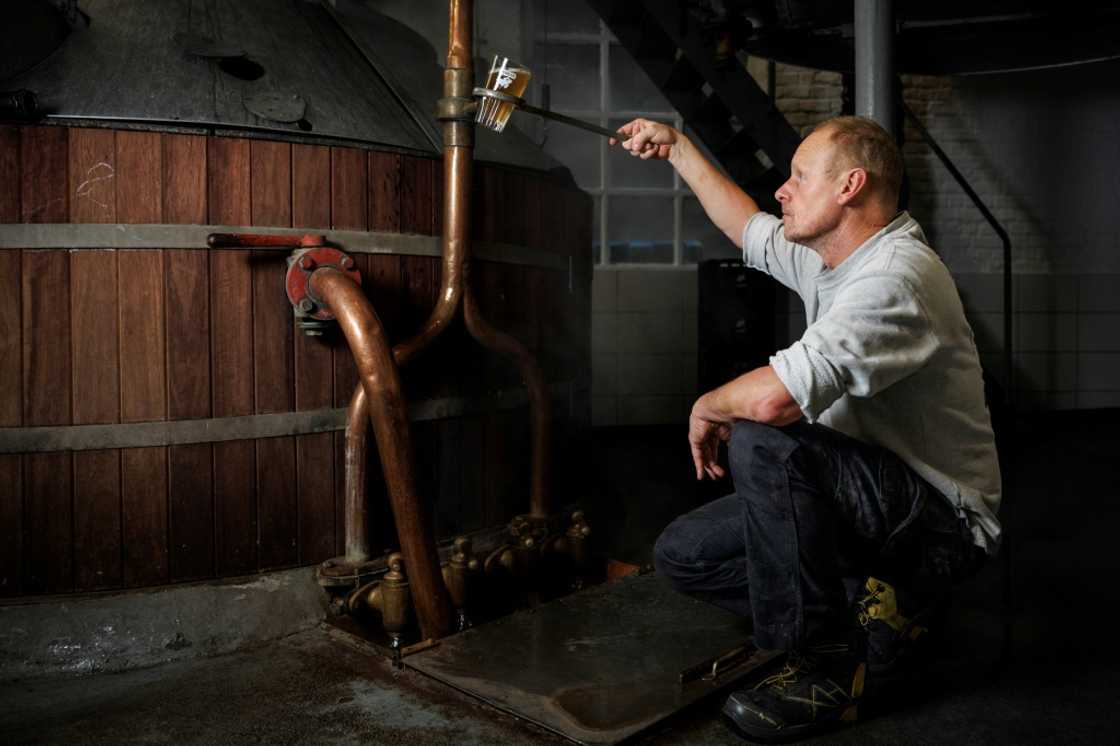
[612,116,1000,742]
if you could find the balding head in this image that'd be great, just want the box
[813,116,903,210]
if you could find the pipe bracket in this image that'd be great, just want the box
[436,95,478,123]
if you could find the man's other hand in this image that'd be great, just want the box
[610,118,679,161]
[689,402,732,481]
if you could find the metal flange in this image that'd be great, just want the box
[285,247,362,321]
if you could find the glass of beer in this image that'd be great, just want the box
[476,55,532,133]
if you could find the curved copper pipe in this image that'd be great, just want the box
[392,146,471,367]
[339,0,475,565]
[463,283,553,519]
[311,267,453,639]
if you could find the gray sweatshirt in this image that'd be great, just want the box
[742,211,1001,552]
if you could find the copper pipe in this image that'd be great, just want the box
[311,267,453,639]
[344,385,369,562]
[444,0,553,518]
[446,0,473,70]
[463,284,553,518]
[338,0,476,564]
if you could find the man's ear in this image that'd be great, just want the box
[836,168,868,206]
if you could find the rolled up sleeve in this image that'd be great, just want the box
[741,212,820,294]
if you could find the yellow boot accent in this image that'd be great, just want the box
[858,577,928,637]
[850,661,867,699]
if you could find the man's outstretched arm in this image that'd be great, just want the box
[689,366,803,480]
[612,119,760,248]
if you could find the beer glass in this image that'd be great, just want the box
[476,55,532,133]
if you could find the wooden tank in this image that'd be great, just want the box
[0,125,591,596]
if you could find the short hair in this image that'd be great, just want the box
[813,116,903,208]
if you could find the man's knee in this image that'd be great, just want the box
[653,494,745,584]
[728,420,801,487]
[652,518,692,583]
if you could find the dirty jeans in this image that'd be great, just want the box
[653,420,986,651]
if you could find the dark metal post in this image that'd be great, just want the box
[854,0,894,136]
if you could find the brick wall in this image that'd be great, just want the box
[773,64,844,136]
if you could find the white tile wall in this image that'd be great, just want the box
[592,269,1120,424]
[617,395,693,426]
[1078,314,1120,352]
[1018,314,1077,352]
[961,273,1120,410]
[593,268,698,425]
[1077,353,1120,392]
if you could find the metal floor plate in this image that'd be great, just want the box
[406,573,778,745]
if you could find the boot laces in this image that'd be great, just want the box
[754,642,850,692]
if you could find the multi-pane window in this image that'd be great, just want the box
[534,5,737,266]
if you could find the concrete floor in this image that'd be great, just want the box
[3,412,1119,744]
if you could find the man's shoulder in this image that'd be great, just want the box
[863,230,949,286]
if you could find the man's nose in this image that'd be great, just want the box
[775,181,790,203]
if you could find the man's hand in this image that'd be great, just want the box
[610,118,679,161]
[689,395,732,481]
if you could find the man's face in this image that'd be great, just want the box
[774,130,844,246]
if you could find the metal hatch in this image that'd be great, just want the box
[404,573,778,745]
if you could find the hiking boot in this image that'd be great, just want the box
[722,642,866,743]
[855,577,934,699]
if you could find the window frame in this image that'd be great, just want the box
[538,24,697,268]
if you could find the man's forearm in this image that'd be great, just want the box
[694,366,803,427]
[669,135,760,248]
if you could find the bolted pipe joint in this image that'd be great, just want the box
[286,247,362,336]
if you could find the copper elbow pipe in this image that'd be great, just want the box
[311,267,453,640]
[463,285,553,519]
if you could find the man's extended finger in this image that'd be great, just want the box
[690,443,705,480]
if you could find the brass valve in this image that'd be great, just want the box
[543,510,593,589]
[565,510,592,574]
[442,536,480,631]
[485,515,546,580]
[349,552,411,668]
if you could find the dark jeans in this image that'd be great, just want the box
[653,420,986,651]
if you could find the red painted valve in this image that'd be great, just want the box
[286,247,362,320]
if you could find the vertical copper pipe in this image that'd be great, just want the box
[344,386,369,562]
[312,268,453,639]
[339,0,475,564]
[446,0,473,71]
[463,285,553,518]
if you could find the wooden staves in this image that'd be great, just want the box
[293,143,335,564]
[0,126,591,596]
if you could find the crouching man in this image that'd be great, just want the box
[612,116,1000,742]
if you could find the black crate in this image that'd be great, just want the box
[697,259,777,395]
